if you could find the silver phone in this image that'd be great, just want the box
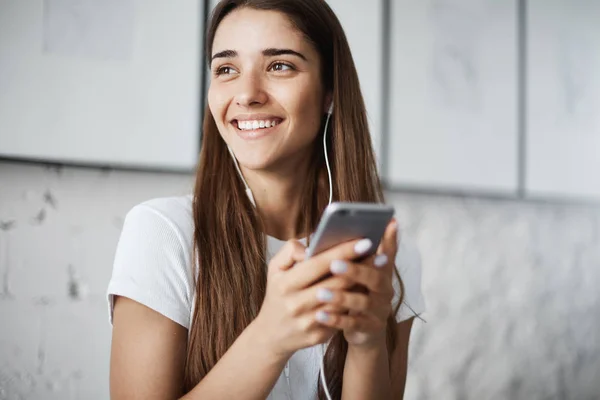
[305,202,395,259]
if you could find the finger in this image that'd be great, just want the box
[295,315,338,344]
[311,275,359,314]
[316,289,375,313]
[268,240,306,274]
[344,298,393,322]
[315,309,383,332]
[286,275,356,315]
[330,261,391,294]
[375,219,399,277]
[320,303,350,314]
[285,238,375,290]
[317,274,356,291]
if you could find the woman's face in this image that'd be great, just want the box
[208,7,328,173]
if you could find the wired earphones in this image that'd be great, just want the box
[228,101,335,400]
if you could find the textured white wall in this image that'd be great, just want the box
[0,161,192,399]
[1,160,599,400]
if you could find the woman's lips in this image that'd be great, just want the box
[232,119,283,140]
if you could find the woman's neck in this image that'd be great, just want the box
[241,160,311,241]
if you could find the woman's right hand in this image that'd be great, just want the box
[253,238,374,358]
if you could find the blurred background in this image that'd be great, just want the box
[1,0,599,399]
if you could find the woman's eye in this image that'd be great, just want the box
[215,66,235,76]
[270,62,293,72]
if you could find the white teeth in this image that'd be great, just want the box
[237,119,280,130]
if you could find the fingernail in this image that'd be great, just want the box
[354,238,372,255]
[330,260,348,274]
[316,288,334,302]
[316,310,329,322]
[390,219,398,232]
[374,254,388,268]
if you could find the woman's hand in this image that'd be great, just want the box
[254,237,376,359]
[313,220,399,349]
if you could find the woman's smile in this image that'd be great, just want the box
[231,113,285,140]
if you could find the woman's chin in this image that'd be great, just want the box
[234,156,275,172]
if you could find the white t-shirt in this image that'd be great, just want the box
[106,195,425,399]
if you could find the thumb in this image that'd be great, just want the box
[268,240,306,276]
[377,218,399,258]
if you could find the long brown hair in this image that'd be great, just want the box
[185,1,404,398]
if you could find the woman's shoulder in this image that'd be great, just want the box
[107,194,196,329]
[127,194,194,239]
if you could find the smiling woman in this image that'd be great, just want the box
[106,1,425,399]
[207,7,329,172]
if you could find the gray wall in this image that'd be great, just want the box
[1,160,599,399]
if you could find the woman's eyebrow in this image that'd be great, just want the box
[262,48,307,61]
[212,49,237,62]
[211,48,307,62]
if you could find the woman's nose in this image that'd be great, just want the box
[234,73,268,108]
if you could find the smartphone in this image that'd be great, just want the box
[305,202,395,259]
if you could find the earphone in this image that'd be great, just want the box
[228,101,335,400]
[324,101,334,206]
[319,101,334,400]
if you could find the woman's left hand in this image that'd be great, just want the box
[315,219,399,349]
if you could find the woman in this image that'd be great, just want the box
[107,0,425,399]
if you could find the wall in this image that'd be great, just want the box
[1,160,599,399]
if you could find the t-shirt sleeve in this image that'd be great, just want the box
[392,236,426,322]
[106,203,194,329]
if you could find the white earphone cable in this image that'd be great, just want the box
[319,109,334,400]
[323,110,333,207]
[228,105,334,400]
[227,145,256,207]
